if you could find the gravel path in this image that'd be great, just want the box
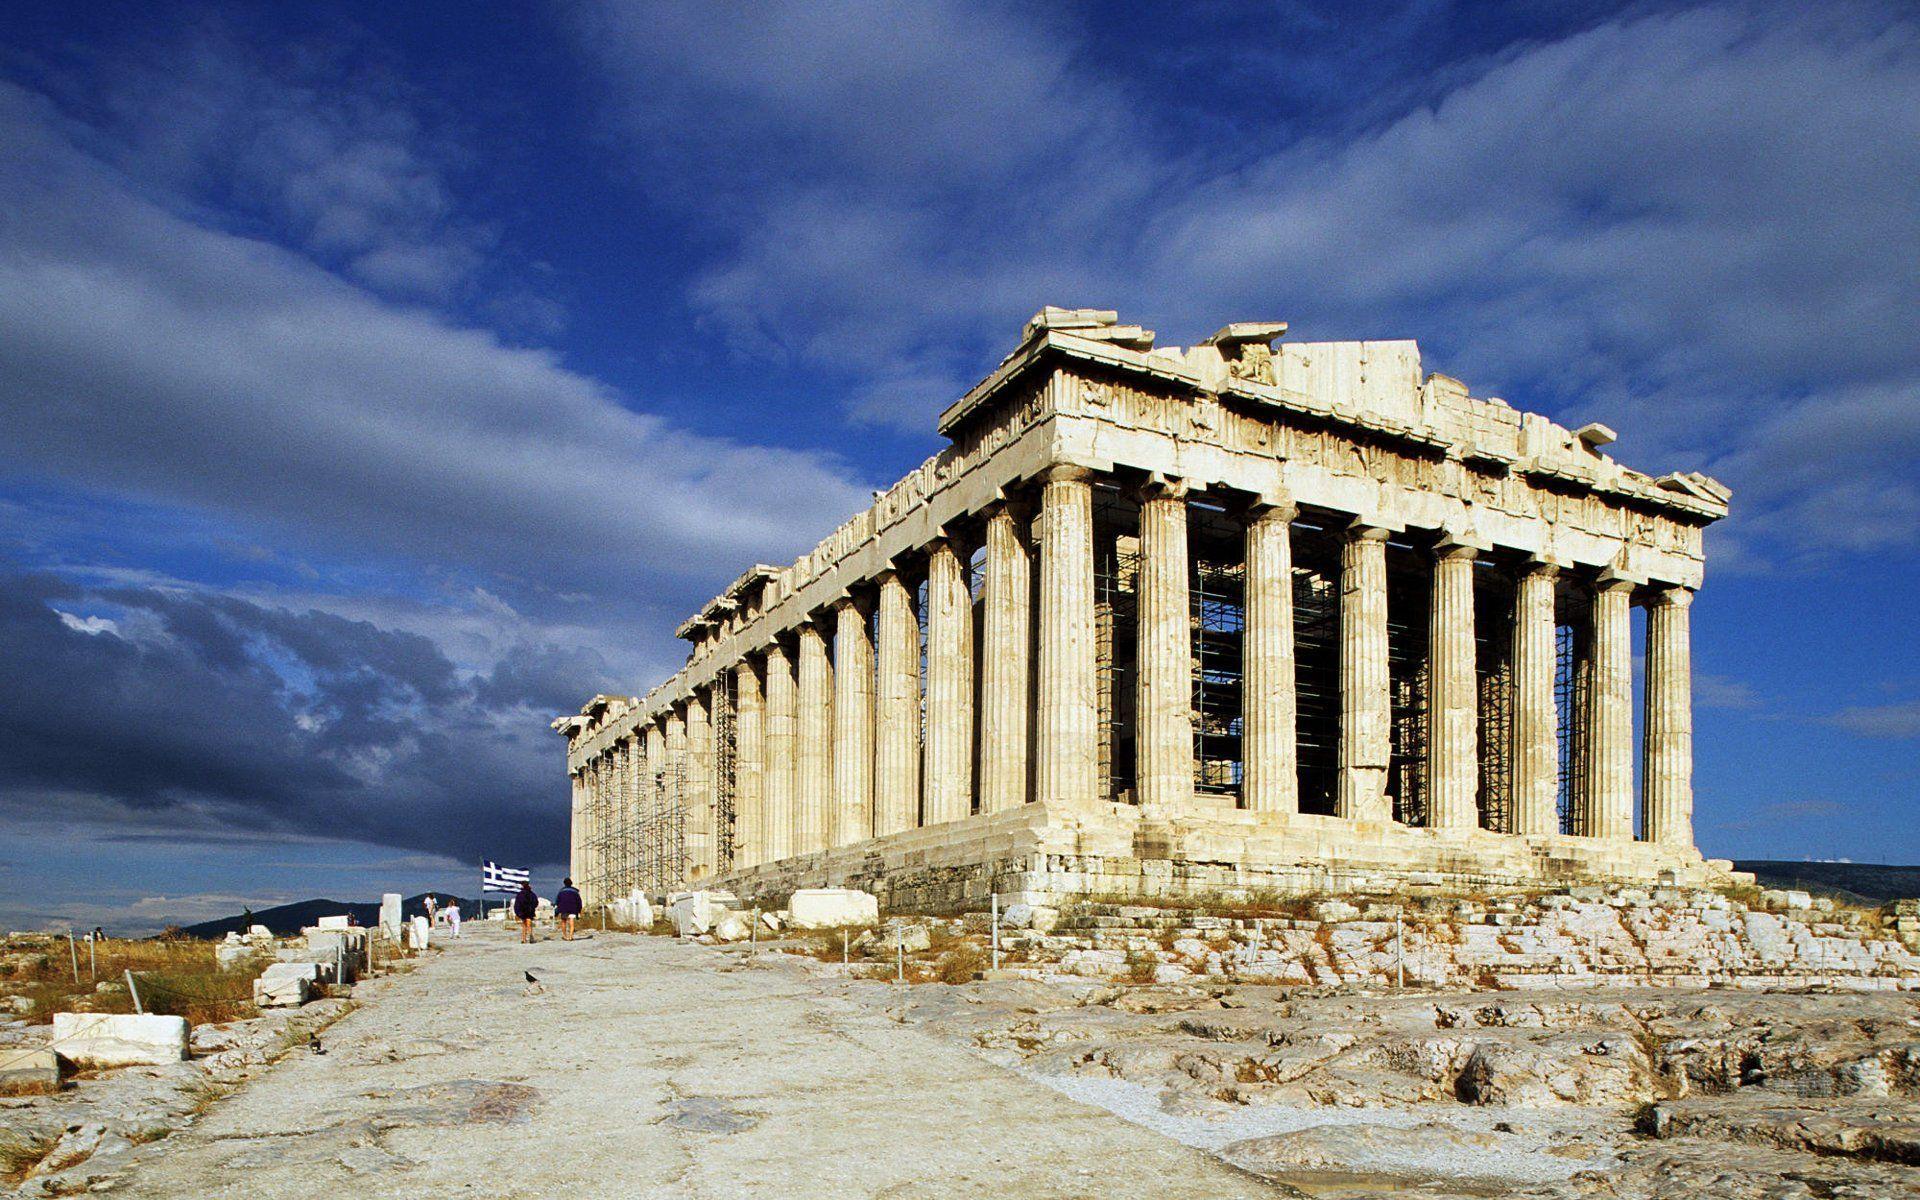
[119,923,1282,1199]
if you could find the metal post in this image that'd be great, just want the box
[842,929,849,965]
[896,930,905,985]
[750,906,758,960]
[68,933,80,984]
[991,894,1001,972]
[1395,909,1405,989]
[124,970,144,1014]
[89,936,96,982]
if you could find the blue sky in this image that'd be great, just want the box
[0,1,1914,933]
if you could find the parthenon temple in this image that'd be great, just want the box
[553,308,1735,909]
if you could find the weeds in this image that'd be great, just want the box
[0,1132,54,1187]
[0,937,255,1026]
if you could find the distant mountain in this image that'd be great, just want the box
[1734,861,1920,905]
[179,893,484,939]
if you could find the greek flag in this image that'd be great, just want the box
[482,860,531,894]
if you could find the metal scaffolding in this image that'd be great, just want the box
[1189,502,1245,800]
[1093,486,1140,803]
[1385,540,1430,827]
[1474,564,1516,832]
[1291,518,1343,815]
[636,755,687,896]
[1555,592,1594,835]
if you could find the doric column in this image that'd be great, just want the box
[732,661,764,867]
[1242,499,1298,813]
[624,738,644,893]
[685,693,714,878]
[1426,543,1479,830]
[832,596,875,845]
[665,710,688,886]
[583,757,601,902]
[1136,478,1195,813]
[763,641,797,862]
[795,620,833,855]
[569,770,585,888]
[1510,562,1560,835]
[1036,465,1098,808]
[873,568,921,835]
[923,536,975,825]
[979,500,1033,813]
[1337,524,1393,821]
[1642,586,1695,849]
[1583,576,1635,840]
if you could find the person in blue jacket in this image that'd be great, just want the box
[512,881,539,944]
[554,878,584,940]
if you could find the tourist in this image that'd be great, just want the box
[555,878,583,940]
[445,901,462,938]
[425,894,438,927]
[512,881,539,943]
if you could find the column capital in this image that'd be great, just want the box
[830,592,870,617]
[1137,472,1192,501]
[1520,555,1564,578]
[1347,521,1393,543]
[1245,489,1297,521]
[1593,572,1638,596]
[1434,525,1492,555]
[1433,542,1479,563]
[1042,463,1097,486]
[1644,584,1694,610]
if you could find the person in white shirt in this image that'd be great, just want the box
[446,903,462,937]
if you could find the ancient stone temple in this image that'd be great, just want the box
[553,309,1735,910]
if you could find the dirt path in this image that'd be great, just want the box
[120,923,1281,1199]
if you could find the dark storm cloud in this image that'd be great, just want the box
[0,569,575,865]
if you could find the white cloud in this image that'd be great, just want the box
[1826,700,1920,740]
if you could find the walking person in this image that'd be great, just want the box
[445,900,462,938]
[425,894,438,927]
[555,878,583,941]
[512,881,539,943]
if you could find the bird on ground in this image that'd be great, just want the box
[524,971,538,985]
[309,1036,325,1055]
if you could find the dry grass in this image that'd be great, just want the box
[934,942,986,984]
[1,935,256,1026]
[0,1132,55,1187]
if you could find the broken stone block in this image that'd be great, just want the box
[51,1012,189,1067]
[712,913,753,943]
[669,891,730,937]
[788,888,879,929]
[408,915,431,950]
[316,915,353,930]
[379,893,403,941]
[246,924,273,942]
[0,1046,59,1092]
[215,942,262,971]
[1311,899,1362,923]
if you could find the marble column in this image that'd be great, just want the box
[832,597,875,846]
[873,568,921,836]
[685,693,714,879]
[732,661,765,867]
[1642,586,1695,849]
[978,500,1033,813]
[1036,465,1098,808]
[569,771,585,889]
[1242,500,1299,813]
[665,710,688,886]
[1510,562,1560,835]
[795,620,833,855]
[1337,524,1393,822]
[643,722,665,890]
[923,536,975,825]
[763,641,797,862]
[584,757,601,902]
[1135,478,1194,813]
[1583,576,1635,841]
[1426,544,1479,830]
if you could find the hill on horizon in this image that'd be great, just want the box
[180,893,484,939]
[1733,861,1920,905]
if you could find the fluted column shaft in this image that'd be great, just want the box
[1036,466,1098,807]
[1426,545,1479,830]
[832,598,875,845]
[685,694,714,879]
[979,502,1033,813]
[873,570,921,835]
[569,771,585,889]
[923,537,975,825]
[1511,563,1560,835]
[1136,481,1194,813]
[1583,578,1635,840]
[642,723,663,890]
[732,662,765,867]
[584,758,601,902]
[1643,587,1695,849]
[1242,501,1298,813]
[665,711,688,887]
[763,642,797,862]
[1338,525,1393,821]
[795,622,833,854]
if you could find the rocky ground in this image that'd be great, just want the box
[6,899,1919,1198]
